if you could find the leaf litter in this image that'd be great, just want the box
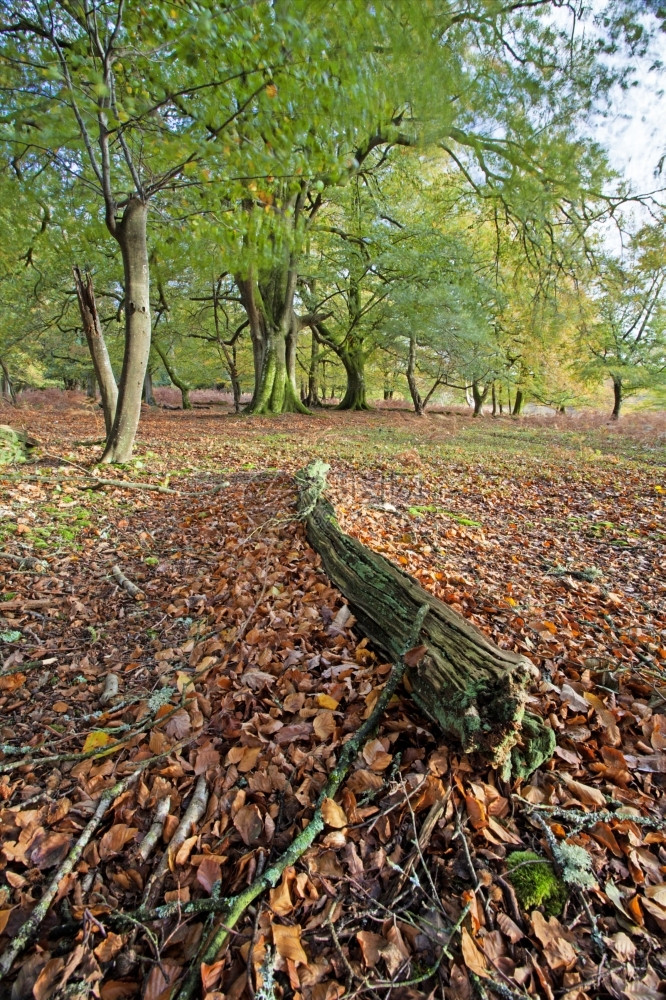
[0,395,663,1000]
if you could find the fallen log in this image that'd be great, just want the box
[296,460,554,775]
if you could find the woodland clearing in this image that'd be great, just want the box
[0,394,664,1000]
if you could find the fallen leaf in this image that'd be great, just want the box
[531,911,577,972]
[272,922,308,966]
[321,797,347,829]
[461,928,488,978]
[233,803,264,845]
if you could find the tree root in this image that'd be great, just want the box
[170,606,430,1000]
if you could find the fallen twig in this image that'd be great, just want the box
[112,564,144,599]
[0,598,58,610]
[3,472,175,494]
[142,775,209,908]
[138,796,172,863]
[0,551,48,571]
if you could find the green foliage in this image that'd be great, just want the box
[506,851,567,916]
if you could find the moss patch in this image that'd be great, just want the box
[506,851,567,916]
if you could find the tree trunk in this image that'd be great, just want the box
[0,359,17,405]
[238,274,309,415]
[491,382,497,417]
[338,348,370,411]
[406,331,425,416]
[304,331,322,408]
[248,326,309,414]
[227,348,242,413]
[154,341,191,410]
[86,372,97,399]
[143,370,157,406]
[296,461,553,776]
[101,198,151,463]
[472,380,488,417]
[611,377,622,420]
[498,384,503,415]
[73,266,118,437]
[512,388,524,416]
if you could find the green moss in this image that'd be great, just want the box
[506,711,556,780]
[506,851,567,916]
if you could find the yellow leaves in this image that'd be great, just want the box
[82,730,121,757]
[316,693,339,710]
[265,83,278,98]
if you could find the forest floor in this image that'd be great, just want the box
[0,392,664,1000]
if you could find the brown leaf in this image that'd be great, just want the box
[0,672,25,692]
[313,710,336,741]
[272,922,308,966]
[362,739,392,771]
[496,911,524,944]
[174,834,198,866]
[0,909,12,935]
[404,644,427,668]
[165,708,191,739]
[233,803,264,845]
[196,856,222,894]
[356,930,385,969]
[559,773,606,807]
[345,769,384,794]
[193,746,220,775]
[143,960,181,1000]
[98,824,138,861]
[94,932,125,963]
[269,872,294,916]
[100,981,139,999]
[321,797,347,829]
[461,928,489,978]
[531,911,577,972]
[29,831,72,869]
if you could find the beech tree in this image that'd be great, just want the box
[0,1,302,456]
[577,237,666,419]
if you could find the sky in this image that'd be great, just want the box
[592,12,666,198]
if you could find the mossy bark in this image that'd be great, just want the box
[297,461,552,771]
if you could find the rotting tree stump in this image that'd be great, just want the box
[296,460,554,775]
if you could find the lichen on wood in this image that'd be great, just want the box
[296,460,554,772]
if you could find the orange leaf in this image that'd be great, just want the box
[321,797,347,829]
[272,922,308,965]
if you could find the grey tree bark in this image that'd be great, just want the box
[73,266,118,437]
[101,198,151,464]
